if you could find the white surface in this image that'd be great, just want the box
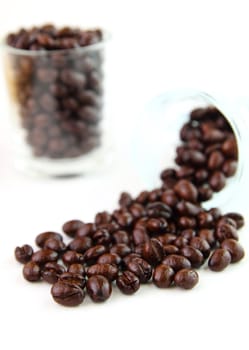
[0,1,249,350]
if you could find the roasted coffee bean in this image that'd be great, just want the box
[161,190,178,207]
[198,184,213,201]
[76,223,96,238]
[129,203,146,219]
[174,180,198,203]
[126,257,152,283]
[215,223,238,242]
[43,238,66,253]
[176,201,201,216]
[146,202,172,219]
[116,271,140,295]
[198,229,216,247]
[83,245,107,264]
[113,230,130,244]
[162,254,191,271]
[194,169,209,184]
[173,237,189,248]
[62,220,85,238]
[180,229,196,240]
[86,263,118,281]
[97,253,121,265]
[146,217,168,234]
[222,160,237,177]
[223,212,245,229]
[42,262,65,284]
[86,275,112,302]
[221,239,245,263]
[180,246,204,268]
[68,264,85,275]
[95,211,112,225]
[221,138,237,158]
[135,190,150,205]
[119,192,133,207]
[35,231,63,248]
[208,207,222,221]
[122,253,141,267]
[140,238,164,266]
[174,269,199,289]
[15,244,33,264]
[59,272,86,289]
[217,216,237,228]
[157,234,177,245]
[163,244,179,255]
[68,236,92,253]
[62,250,84,266]
[114,212,133,228]
[209,171,226,192]
[190,237,211,258]
[23,261,41,282]
[208,150,224,170]
[92,229,111,245]
[153,264,175,288]
[51,281,85,307]
[132,227,150,245]
[31,249,58,265]
[208,248,231,271]
[197,212,213,228]
[110,243,131,257]
[178,216,197,229]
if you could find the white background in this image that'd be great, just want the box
[0,1,249,350]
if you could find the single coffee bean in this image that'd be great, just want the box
[51,281,85,307]
[97,253,121,265]
[208,150,224,170]
[140,238,164,266]
[174,269,199,289]
[113,230,130,244]
[68,236,92,253]
[157,233,177,245]
[31,249,58,265]
[174,180,198,203]
[173,237,189,248]
[122,253,142,267]
[180,229,196,240]
[92,229,111,245]
[116,271,140,295]
[176,201,201,216]
[197,211,213,228]
[178,216,197,229]
[83,245,107,264]
[62,220,85,237]
[119,191,133,207]
[146,202,172,219]
[15,244,33,264]
[68,264,85,275]
[86,263,118,281]
[43,238,66,253]
[129,203,146,219]
[162,254,191,271]
[76,223,96,238]
[146,218,168,234]
[95,211,112,225]
[180,246,204,268]
[153,264,175,288]
[132,227,150,246]
[222,160,237,177]
[126,257,152,283]
[223,212,245,229]
[215,223,238,242]
[163,244,179,255]
[23,261,41,282]
[35,231,63,248]
[42,262,65,284]
[198,229,216,247]
[209,171,226,192]
[86,275,112,302]
[221,138,237,158]
[161,190,178,207]
[59,272,86,289]
[190,237,211,259]
[110,243,131,257]
[221,239,245,263]
[62,250,84,266]
[198,184,213,201]
[208,248,232,271]
[208,207,222,221]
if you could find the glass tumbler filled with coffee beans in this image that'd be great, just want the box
[3,24,108,176]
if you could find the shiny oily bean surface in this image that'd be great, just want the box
[221,239,245,263]
[42,262,65,284]
[126,258,152,283]
[153,264,175,288]
[31,249,58,265]
[35,232,63,248]
[174,269,199,289]
[97,253,121,265]
[162,254,191,272]
[116,271,140,295]
[62,220,84,237]
[15,244,33,264]
[23,261,41,282]
[180,246,204,268]
[86,275,112,302]
[86,264,118,281]
[208,248,232,272]
[51,281,85,307]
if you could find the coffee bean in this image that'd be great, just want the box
[51,281,85,307]
[23,261,41,282]
[174,180,198,203]
[190,237,211,258]
[35,231,63,248]
[215,223,238,242]
[116,271,140,295]
[221,138,237,158]
[209,171,226,192]
[97,253,121,265]
[140,238,164,266]
[222,160,237,177]
[62,250,84,266]
[221,239,245,263]
[113,230,130,244]
[68,264,85,275]
[62,220,85,238]
[223,212,244,229]
[208,150,225,170]
[126,257,152,283]
[153,264,175,288]
[31,249,58,265]
[43,238,66,252]
[86,275,112,302]
[162,254,191,271]
[180,246,204,268]
[132,227,150,245]
[59,272,86,289]
[68,236,92,253]
[208,248,231,271]
[92,229,111,245]
[83,245,107,264]
[86,264,118,281]
[15,244,33,264]
[174,269,199,289]
[163,244,179,255]
[42,262,65,284]
[110,243,131,257]
[76,223,96,237]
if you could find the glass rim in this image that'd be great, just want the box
[0,30,110,56]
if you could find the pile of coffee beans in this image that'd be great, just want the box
[14,106,245,307]
[5,24,104,159]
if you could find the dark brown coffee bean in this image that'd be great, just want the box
[97,253,121,265]
[15,244,33,264]
[180,229,196,240]
[31,249,58,265]
[162,254,191,271]
[23,261,41,282]
[42,262,65,284]
[217,216,237,228]
[43,238,66,253]
[146,202,172,219]
[92,229,111,245]
[86,263,118,281]
[132,227,150,245]
[174,180,198,203]
[146,218,168,234]
[198,184,213,201]
[223,212,245,229]
[68,264,85,275]
[86,275,112,302]
[126,257,152,283]
[208,248,231,271]
[190,237,211,258]
[113,230,130,244]
[68,236,92,253]
[178,216,197,229]
[208,150,225,170]
[198,229,216,247]
[178,150,206,167]
[173,237,189,248]
[95,211,112,225]
[76,223,96,238]
[62,220,84,237]
[221,138,237,158]
[180,246,204,268]
[174,269,199,289]
[51,281,85,307]
[140,238,164,266]
[62,250,84,266]
[197,211,213,228]
[221,239,245,263]
[110,243,131,257]
[83,245,107,264]
[208,207,222,221]
[153,264,175,288]
[209,171,226,192]
[222,160,237,177]
[202,128,226,144]
[157,234,177,245]
[35,232,63,248]
[119,191,133,207]
[176,201,201,216]
[116,271,140,295]
[59,272,86,289]
[215,223,238,242]
[176,166,195,179]
[163,244,179,255]
[161,190,178,207]
[194,169,209,184]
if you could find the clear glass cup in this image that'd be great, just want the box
[2,32,110,177]
[130,89,249,209]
